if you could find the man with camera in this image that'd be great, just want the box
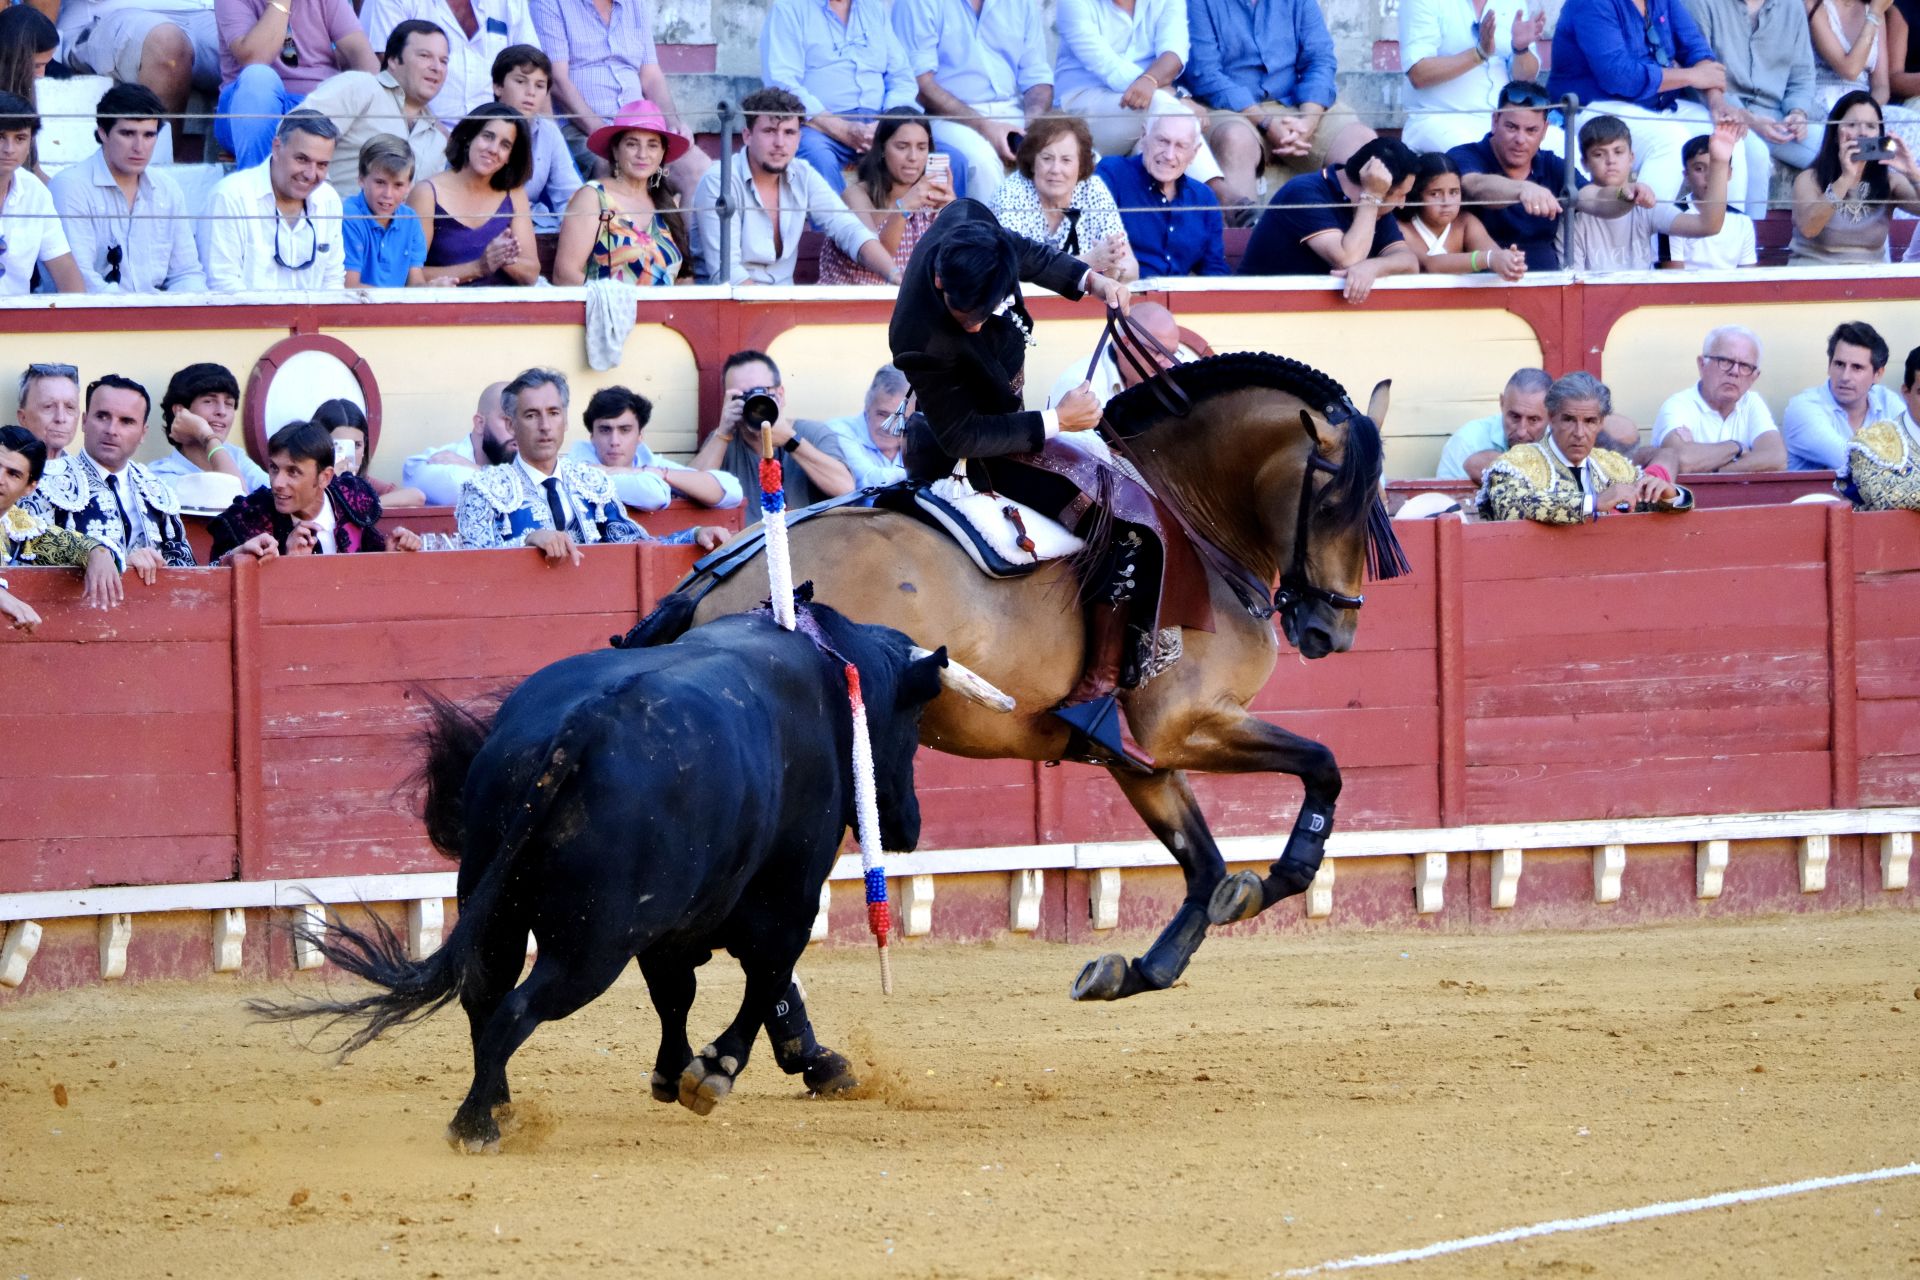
[688,349,862,510]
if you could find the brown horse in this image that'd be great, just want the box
[681,353,1406,1000]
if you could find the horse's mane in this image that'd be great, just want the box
[1104,351,1355,441]
[1104,350,1408,583]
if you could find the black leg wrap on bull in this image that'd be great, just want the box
[1266,797,1337,902]
[1134,901,1211,991]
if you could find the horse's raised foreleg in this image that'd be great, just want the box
[1070,768,1225,1001]
[1199,715,1343,926]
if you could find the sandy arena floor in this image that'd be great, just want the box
[3,914,1918,1279]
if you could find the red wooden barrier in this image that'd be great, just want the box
[2,507,1917,899]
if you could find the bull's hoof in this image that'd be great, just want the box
[802,1050,857,1097]
[649,1070,677,1104]
[1208,870,1266,926]
[678,1046,739,1116]
[1070,952,1131,1001]
[445,1113,501,1154]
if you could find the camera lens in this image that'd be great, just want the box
[741,387,780,429]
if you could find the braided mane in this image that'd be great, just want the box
[1103,350,1355,440]
[1103,349,1409,583]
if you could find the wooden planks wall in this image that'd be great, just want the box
[2,508,1916,897]
[1855,510,1920,806]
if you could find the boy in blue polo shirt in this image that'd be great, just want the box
[342,134,428,288]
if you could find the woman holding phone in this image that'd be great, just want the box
[824,109,954,285]
[1790,89,1920,263]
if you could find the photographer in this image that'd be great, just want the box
[689,350,861,508]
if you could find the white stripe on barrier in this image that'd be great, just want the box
[1282,1160,1920,1276]
[2,809,1916,925]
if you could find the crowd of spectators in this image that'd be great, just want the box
[1434,318,1920,522]
[0,0,1915,301]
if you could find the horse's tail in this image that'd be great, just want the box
[610,588,701,650]
[249,707,592,1056]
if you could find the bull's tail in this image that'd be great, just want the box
[610,589,701,650]
[408,690,499,861]
[249,708,591,1056]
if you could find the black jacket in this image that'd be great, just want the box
[888,200,1088,480]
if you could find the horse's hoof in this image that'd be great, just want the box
[1208,871,1266,926]
[802,1050,858,1096]
[678,1047,738,1116]
[1070,952,1130,1001]
[649,1070,677,1104]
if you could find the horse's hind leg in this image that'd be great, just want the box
[1194,715,1343,927]
[1071,768,1226,1001]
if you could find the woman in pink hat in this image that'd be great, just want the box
[552,99,692,287]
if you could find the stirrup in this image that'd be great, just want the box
[1053,694,1156,773]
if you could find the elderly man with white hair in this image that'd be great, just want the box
[1093,111,1230,278]
[1651,324,1787,473]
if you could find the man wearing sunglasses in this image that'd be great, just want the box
[1651,324,1787,472]
[204,108,346,291]
[1452,80,1619,270]
[50,84,206,294]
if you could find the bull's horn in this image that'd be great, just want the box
[909,647,1016,713]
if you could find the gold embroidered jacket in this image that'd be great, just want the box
[1846,419,1920,512]
[3,504,105,570]
[1476,442,1694,525]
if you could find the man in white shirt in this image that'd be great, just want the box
[299,19,452,197]
[1398,0,1548,154]
[691,86,897,285]
[564,383,743,510]
[824,365,912,488]
[1052,0,1224,191]
[1651,324,1786,472]
[360,0,537,126]
[1782,321,1905,471]
[402,380,515,505]
[0,93,84,296]
[49,84,206,294]
[203,109,347,292]
[59,0,220,123]
[894,0,1052,205]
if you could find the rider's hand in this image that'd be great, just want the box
[1084,270,1130,314]
[1055,384,1101,432]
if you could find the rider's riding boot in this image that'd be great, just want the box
[1052,601,1157,773]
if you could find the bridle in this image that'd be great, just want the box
[1088,307,1370,619]
[1274,411,1366,615]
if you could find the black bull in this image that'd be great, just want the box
[253,601,951,1152]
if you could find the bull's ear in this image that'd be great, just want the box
[899,645,949,708]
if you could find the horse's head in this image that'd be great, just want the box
[1274,381,1408,660]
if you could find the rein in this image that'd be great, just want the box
[1088,309,1405,620]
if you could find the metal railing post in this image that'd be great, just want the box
[716,100,735,284]
[1560,94,1581,269]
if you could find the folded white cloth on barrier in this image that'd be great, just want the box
[584,278,639,372]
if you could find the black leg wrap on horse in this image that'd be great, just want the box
[1135,902,1210,990]
[765,984,819,1075]
[1266,798,1336,900]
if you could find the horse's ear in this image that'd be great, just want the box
[1366,380,1392,431]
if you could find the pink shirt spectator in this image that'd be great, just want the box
[529,0,658,120]
[217,0,364,93]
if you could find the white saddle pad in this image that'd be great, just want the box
[927,473,1084,568]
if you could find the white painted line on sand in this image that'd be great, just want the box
[1283,1160,1920,1276]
